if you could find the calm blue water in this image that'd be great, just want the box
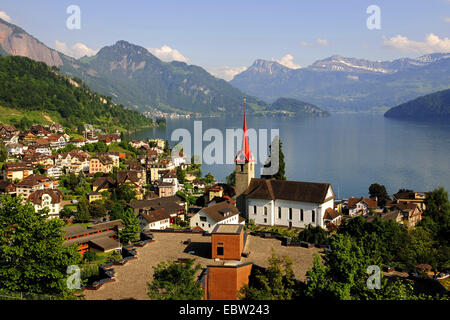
[127,114,450,199]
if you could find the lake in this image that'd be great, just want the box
[126,114,450,199]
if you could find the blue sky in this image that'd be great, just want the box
[1,0,449,79]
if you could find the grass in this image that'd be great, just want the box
[0,105,60,125]
[107,142,130,154]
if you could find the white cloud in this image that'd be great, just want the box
[383,33,450,54]
[208,66,247,81]
[300,38,329,47]
[316,39,329,47]
[0,11,11,22]
[55,40,98,59]
[147,45,188,63]
[272,54,301,69]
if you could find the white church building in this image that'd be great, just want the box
[243,178,335,229]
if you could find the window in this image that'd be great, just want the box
[240,164,244,172]
[300,209,304,221]
[278,207,281,219]
[289,208,293,220]
[264,218,267,223]
[253,206,257,214]
[217,242,224,256]
[312,210,315,223]
[264,206,268,216]
[200,216,207,222]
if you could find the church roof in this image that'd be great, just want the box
[244,178,333,204]
[235,98,255,164]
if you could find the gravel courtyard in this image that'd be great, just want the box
[83,232,321,300]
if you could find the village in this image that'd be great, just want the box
[0,114,444,300]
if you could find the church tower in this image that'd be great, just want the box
[235,98,255,217]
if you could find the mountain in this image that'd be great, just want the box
[231,54,450,113]
[0,55,154,131]
[271,98,329,117]
[384,88,450,118]
[60,40,271,116]
[0,18,65,66]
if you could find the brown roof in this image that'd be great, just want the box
[200,201,240,223]
[244,178,333,204]
[93,177,115,188]
[28,189,63,205]
[131,196,185,215]
[89,237,120,251]
[93,155,113,166]
[347,197,378,209]
[117,171,140,186]
[139,208,171,224]
[323,208,340,221]
[16,174,52,187]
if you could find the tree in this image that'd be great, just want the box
[239,251,298,300]
[0,143,7,162]
[203,172,215,184]
[75,198,90,223]
[147,259,203,300]
[176,166,186,184]
[0,195,80,297]
[116,183,138,203]
[89,201,108,219]
[369,183,390,207]
[119,208,140,244]
[226,169,236,187]
[261,137,286,180]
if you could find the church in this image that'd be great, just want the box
[234,99,335,229]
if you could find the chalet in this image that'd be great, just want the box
[0,124,19,138]
[47,134,67,149]
[45,165,63,179]
[131,195,186,223]
[89,156,113,174]
[392,191,428,211]
[0,180,16,195]
[244,178,335,229]
[323,208,343,229]
[2,162,33,182]
[28,189,63,219]
[92,176,116,193]
[346,197,378,216]
[48,123,64,133]
[189,201,244,233]
[96,152,121,168]
[55,149,90,173]
[30,125,51,137]
[138,208,171,230]
[23,153,54,168]
[6,143,24,157]
[384,202,423,227]
[70,138,86,148]
[15,174,56,200]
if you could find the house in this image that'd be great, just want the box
[48,123,64,133]
[70,138,86,148]
[28,189,63,219]
[98,134,121,145]
[6,143,24,157]
[127,162,147,185]
[96,152,120,168]
[92,176,115,193]
[116,170,144,200]
[148,138,166,150]
[148,162,175,183]
[89,156,113,174]
[0,124,19,138]
[206,185,224,202]
[15,174,56,200]
[22,153,54,168]
[244,178,335,229]
[392,191,428,211]
[3,134,19,145]
[47,134,67,149]
[384,202,423,227]
[323,208,343,229]
[157,181,177,198]
[88,191,103,203]
[30,125,51,137]
[2,162,33,182]
[346,197,378,216]
[138,208,171,230]
[130,195,186,223]
[55,149,90,173]
[45,165,62,179]
[129,140,149,149]
[0,180,16,195]
[190,201,244,233]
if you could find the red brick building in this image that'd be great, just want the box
[211,224,245,261]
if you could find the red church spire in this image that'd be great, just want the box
[236,98,255,163]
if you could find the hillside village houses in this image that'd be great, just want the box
[0,112,428,263]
